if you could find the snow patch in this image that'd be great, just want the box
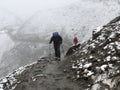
[87,71,94,76]
[106,56,111,61]
[100,65,108,71]
[83,63,92,68]
[96,26,102,33]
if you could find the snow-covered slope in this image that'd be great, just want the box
[16,0,120,43]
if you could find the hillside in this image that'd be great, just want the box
[0,0,120,80]
[15,0,120,42]
[0,16,120,90]
[70,16,120,90]
[0,8,22,78]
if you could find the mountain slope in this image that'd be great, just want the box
[1,0,119,79]
[0,16,120,90]
[0,8,22,31]
[70,16,120,90]
[0,1,120,89]
[16,0,120,42]
[0,8,22,78]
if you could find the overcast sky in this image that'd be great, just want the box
[0,0,78,20]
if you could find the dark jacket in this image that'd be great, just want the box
[49,35,62,45]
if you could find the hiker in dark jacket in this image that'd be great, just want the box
[49,32,62,59]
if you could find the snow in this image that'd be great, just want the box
[112,56,118,61]
[0,60,38,90]
[97,59,101,62]
[83,63,92,68]
[106,56,111,61]
[90,43,96,48]
[104,45,107,49]
[109,33,115,39]
[14,66,25,75]
[72,64,77,69]
[119,21,120,24]
[115,42,120,49]
[117,70,120,73]
[87,71,94,76]
[95,26,103,33]
[89,55,93,59]
[0,79,7,90]
[78,63,83,69]
[81,59,84,62]
[0,84,3,90]
[100,65,108,71]
[99,35,105,40]
[108,64,113,68]
[77,75,80,78]
[2,78,7,83]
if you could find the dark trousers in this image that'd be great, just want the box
[54,44,60,58]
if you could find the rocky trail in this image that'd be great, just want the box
[12,57,83,90]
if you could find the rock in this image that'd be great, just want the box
[69,16,120,90]
[66,44,80,56]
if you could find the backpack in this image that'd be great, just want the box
[53,32,58,37]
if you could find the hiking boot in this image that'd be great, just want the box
[57,58,61,61]
[54,57,61,61]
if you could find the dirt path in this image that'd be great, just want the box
[14,57,83,90]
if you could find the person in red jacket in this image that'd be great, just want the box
[73,36,78,45]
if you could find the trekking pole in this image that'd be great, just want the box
[49,44,51,59]
[61,44,65,57]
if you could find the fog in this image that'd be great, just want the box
[0,0,120,79]
[0,0,78,20]
[0,0,79,78]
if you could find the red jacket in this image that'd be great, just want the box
[73,37,78,45]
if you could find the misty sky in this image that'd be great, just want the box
[0,0,78,20]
